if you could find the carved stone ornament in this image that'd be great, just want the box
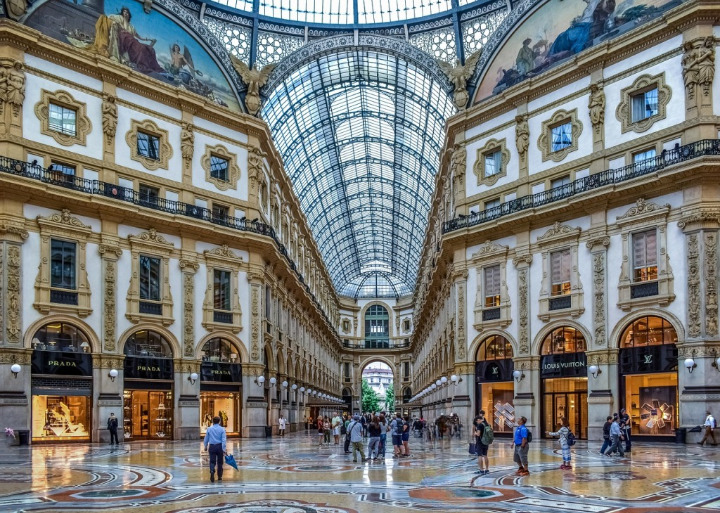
[5,0,27,20]
[251,284,260,361]
[436,49,483,110]
[101,94,118,147]
[103,259,117,352]
[6,244,22,344]
[682,37,715,101]
[180,122,194,171]
[678,210,720,230]
[588,83,605,134]
[592,252,607,346]
[517,268,530,354]
[183,272,194,357]
[513,253,533,267]
[537,221,581,244]
[2,60,25,118]
[538,108,583,162]
[472,240,509,259]
[39,209,91,230]
[457,283,466,360]
[230,56,276,116]
[586,236,610,250]
[204,244,242,261]
[615,73,671,134]
[704,231,718,337]
[449,144,466,199]
[616,198,670,224]
[125,119,173,171]
[0,222,29,241]
[688,233,701,338]
[129,228,173,246]
[515,115,530,163]
[34,89,92,147]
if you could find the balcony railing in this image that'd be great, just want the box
[444,139,720,234]
[342,339,411,349]
[0,156,338,339]
[50,289,78,305]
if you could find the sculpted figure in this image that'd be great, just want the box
[437,49,483,110]
[588,83,605,133]
[7,61,25,117]
[102,94,118,145]
[181,123,194,169]
[515,115,529,161]
[682,40,699,100]
[696,36,716,97]
[248,145,266,190]
[230,56,276,116]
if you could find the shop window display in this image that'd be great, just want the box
[480,382,515,433]
[200,393,240,435]
[123,390,172,439]
[32,395,90,441]
[475,335,515,433]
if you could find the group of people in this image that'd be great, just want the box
[600,409,632,457]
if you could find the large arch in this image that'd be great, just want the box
[24,315,100,354]
[195,332,249,363]
[117,323,181,358]
[469,329,519,361]
[531,319,593,356]
[608,308,686,350]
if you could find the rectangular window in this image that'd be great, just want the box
[214,269,231,311]
[50,162,76,184]
[631,88,658,122]
[551,175,571,189]
[633,148,656,163]
[484,150,502,177]
[48,103,77,136]
[550,249,572,296]
[137,131,160,160]
[484,264,501,307]
[139,255,161,301]
[344,362,350,378]
[632,229,658,282]
[212,204,229,221]
[210,155,230,182]
[139,184,159,206]
[484,198,500,210]
[551,122,572,152]
[404,361,410,378]
[50,239,76,289]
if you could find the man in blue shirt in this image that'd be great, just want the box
[512,416,530,476]
[348,414,366,463]
[203,416,227,482]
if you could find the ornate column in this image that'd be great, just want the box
[512,253,536,429]
[586,235,615,441]
[179,258,199,358]
[245,269,270,437]
[451,268,471,429]
[678,210,720,439]
[0,221,30,434]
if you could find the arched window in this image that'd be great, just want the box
[541,326,586,355]
[32,322,91,353]
[620,316,678,348]
[365,304,390,348]
[476,335,513,360]
[124,330,173,358]
[403,387,412,403]
[200,337,240,362]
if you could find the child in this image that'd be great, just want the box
[547,418,572,470]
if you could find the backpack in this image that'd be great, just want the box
[525,428,532,443]
[480,422,494,445]
[567,430,576,446]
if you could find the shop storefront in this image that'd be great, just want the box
[540,326,588,439]
[199,337,242,436]
[30,322,93,442]
[475,335,515,435]
[618,316,678,439]
[123,330,174,440]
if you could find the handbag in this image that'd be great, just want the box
[468,441,477,455]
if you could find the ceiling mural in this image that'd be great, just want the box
[23,0,242,111]
[473,0,683,102]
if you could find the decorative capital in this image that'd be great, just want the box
[98,244,123,259]
[586,236,610,251]
[179,259,200,272]
[0,221,29,241]
[678,210,720,231]
[513,254,533,267]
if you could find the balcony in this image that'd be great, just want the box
[444,139,720,234]
[342,339,410,350]
[213,311,233,324]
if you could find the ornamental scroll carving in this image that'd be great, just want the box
[517,267,529,354]
[183,272,194,357]
[251,285,260,361]
[6,244,21,344]
[102,94,118,147]
[705,232,718,337]
[457,282,466,360]
[592,252,607,346]
[687,233,701,338]
[103,260,117,352]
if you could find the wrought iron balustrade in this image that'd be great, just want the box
[0,155,338,338]
[549,295,572,311]
[139,301,162,315]
[213,311,233,324]
[50,289,78,305]
[630,281,659,299]
[443,139,720,234]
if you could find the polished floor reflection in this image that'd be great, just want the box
[1,431,719,512]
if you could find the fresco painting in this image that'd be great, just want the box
[24,0,240,111]
[474,0,683,101]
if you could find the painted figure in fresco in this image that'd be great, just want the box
[545,0,616,63]
[516,38,534,75]
[94,7,165,73]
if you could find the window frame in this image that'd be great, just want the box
[50,238,77,290]
[126,119,172,171]
[126,229,175,326]
[202,244,244,332]
[136,130,161,161]
[538,109,583,163]
[616,73,671,134]
[48,102,77,136]
[536,222,584,321]
[34,89,91,146]
[471,240,511,329]
[202,144,241,191]
[473,138,510,186]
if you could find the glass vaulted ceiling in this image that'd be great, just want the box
[263,50,456,299]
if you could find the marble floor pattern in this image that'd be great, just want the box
[1,432,719,513]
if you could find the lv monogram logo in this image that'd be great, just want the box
[643,354,653,364]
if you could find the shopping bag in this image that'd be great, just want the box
[224,453,239,470]
[468,442,477,455]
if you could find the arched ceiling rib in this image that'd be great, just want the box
[263,47,456,299]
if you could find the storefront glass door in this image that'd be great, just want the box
[542,378,588,439]
[123,390,173,440]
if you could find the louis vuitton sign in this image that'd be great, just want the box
[475,359,514,382]
[618,344,677,375]
[540,352,587,378]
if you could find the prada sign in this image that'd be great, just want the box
[32,350,92,376]
[475,359,514,382]
[619,344,677,375]
[124,356,173,380]
[200,361,242,383]
[540,352,587,378]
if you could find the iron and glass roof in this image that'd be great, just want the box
[263,48,456,298]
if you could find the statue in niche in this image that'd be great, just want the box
[230,56,277,116]
[515,115,529,162]
[7,61,25,117]
[588,83,605,134]
[696,36,716,97]
[248,145,266,192]
[181,123,194,170]
[437,49,483,110]
[102,94,118,146]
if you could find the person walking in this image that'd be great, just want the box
[203,416,227,483]
[401,415,411,457]
[323,416,332,444]
[473,411,491,475]
[332,412,342,445]
[619,408,631,453]
[390,413,405,458]
[348,414,366,463]
[378,413,387,459]
[698,410,717,446]
[367,415,381,461]
[107,412,119,445]
[278,414,286,437]
[317,416,325,446]
[547,417,572,469]
[512,416,530,476]
[600,416,612,455]
[605,414,625,457]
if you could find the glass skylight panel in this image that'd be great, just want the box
[213,0,254,13]
[259,0,353,25]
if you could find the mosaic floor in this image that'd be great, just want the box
[1,432,719,513]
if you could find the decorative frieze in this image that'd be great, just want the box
[687,233,701,338]
[704,232,718,337]
[250,284,261,362]
[456,281,466,361]
[6,244,21,344]
[592,251,607,347]
[103,260,117,352]
[179,259,199,359]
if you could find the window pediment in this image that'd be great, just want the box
[616,198,670,227]
[537,222,581,246]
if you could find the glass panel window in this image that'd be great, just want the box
[632,229,658,282]
[212,204,229,221]
[632,88,658,122]
[484,150,502,177]
[214,269,231,311]
[32,395,90,441]
[210,155,229,182]
[550,122,572,152]
[550,249,572,296]
[541,326,587,355]
[477,335,513,360]
[633,148,656,163]
[484,265,501,307]
[484,198,500,210]
[139,255,161,301]
[551,175,570,189]
[50,239,76,289]
[137,131,160,160]
[48,103,77,136]
[139,184,159,206]
[50,163,76,183]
